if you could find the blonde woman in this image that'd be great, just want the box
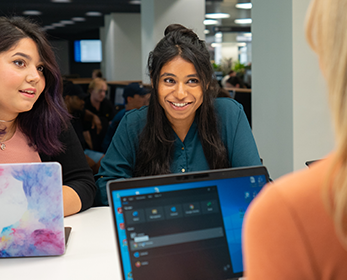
[243,0,347,278]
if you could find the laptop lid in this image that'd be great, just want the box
[0,162,67,258]
[107,166,269,280]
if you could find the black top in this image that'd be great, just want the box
[39,124,97,212]
[70,110,89,150]
[83,96,116,152]
[84,96,115,122]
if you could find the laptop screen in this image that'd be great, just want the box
[108,166,269,280]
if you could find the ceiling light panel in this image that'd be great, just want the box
[72,17,86,22]
[204,19,218,25]
[23,10,42,15]
[52,23,65,27]
[236,3,252,9]
[86,11,103,16]
[205,13,230,19]
[60,20,74,25]
[51,0,72,3]
[234,18,252,24]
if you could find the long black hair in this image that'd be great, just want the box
[133,24,229,176]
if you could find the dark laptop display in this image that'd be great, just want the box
[107,166,269,280]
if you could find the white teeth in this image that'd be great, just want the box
[172,102,188,107]
[21,90,34,94]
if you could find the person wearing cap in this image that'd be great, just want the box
[63,80,104,174]
[63,80,88,121]
[101,82,150,153]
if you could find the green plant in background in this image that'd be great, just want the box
[211,58,233,75]
[212,62,222,72]
[232,60,246,74]
[212,58,251,76]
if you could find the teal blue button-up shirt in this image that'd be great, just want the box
[95,98,262,205]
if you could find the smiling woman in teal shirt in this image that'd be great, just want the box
[95,98,261,205]
[95,24,261,206]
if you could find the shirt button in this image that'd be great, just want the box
[181,147,184,150]
[182,169,185,173]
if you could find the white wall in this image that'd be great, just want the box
[151,0,205,43]
[220,43,239,66]
[103,15,116,81]
[100,26,106,78]
[141,0,156,84]
[252,0,334,180]
[141,0,205,83]
[103,13,142,81]
[292,0,334,170]
[220,33,239,65]
[252,0,294,180]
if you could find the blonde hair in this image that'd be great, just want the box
[306,0,347,246]
[88,77,106,93]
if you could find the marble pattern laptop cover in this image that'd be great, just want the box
[0,162,65,257]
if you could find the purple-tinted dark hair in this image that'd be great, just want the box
[0,16,70,155]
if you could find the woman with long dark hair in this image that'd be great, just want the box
[0,16,96,216]
[95,24,261,205]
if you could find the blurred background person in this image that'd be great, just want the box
[101,82,150,153]
[63,80,104,174]
[221,70,236,88]
[225,76,247,89]
[217,87,232,98]
[92,69,103,79]
[83,77,115,152]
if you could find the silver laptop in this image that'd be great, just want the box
[107,166,269,280]
[0,162,70,258]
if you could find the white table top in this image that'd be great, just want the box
[1,207,123,280]
[1,207,245,280]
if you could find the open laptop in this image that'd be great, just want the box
[107,166,269,280]
[0,162,70,258]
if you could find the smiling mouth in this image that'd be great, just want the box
[19,90,35,95]
[169,101,191,107]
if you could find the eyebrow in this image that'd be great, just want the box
[12,52,32,61]
[160,73,176,78]
[160,73,198,78]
